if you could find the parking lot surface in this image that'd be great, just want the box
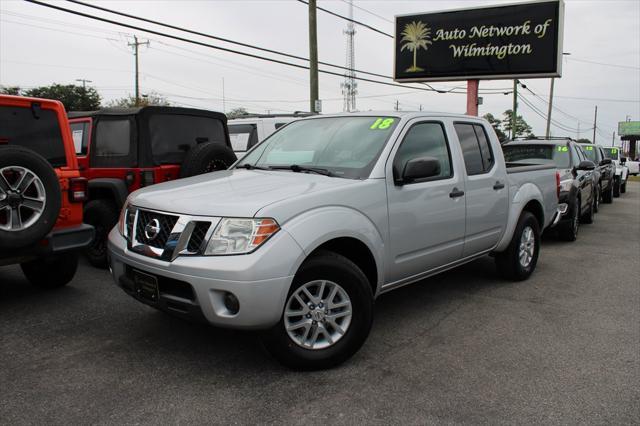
[1,184,638,425]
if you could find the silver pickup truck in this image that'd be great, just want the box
[108,112,558,369]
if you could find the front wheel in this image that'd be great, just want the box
[21,252,79,289]
[84,199,119,269]
[602,180,613,204]
[621,181,627,193]
[495,211,540,281]
[581,195,595,224]
[594,184,601,213]
[558,201,580,242]
[262,251,374,370]
[613,178,621,198]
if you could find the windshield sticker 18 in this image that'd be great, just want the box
[370,118,395,130]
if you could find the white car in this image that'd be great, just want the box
[625,157,640,176]
[228,114,312,155]
[601,147,629,196]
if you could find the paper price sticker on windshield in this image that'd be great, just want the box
[370,118,395,130]
[556,146,568,152]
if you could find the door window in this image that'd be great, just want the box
[95,119,130,156]
[454,123,494,175]
[70,121,90,155]
[229,123,258,151]
[393,122,452,182]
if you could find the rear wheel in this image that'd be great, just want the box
[84,199,118,269]
[602,180,613,204]
[581,195,595,224]
[495,211,540,281]
[21,252,79,289]
[262,251,374,370]
[558,200,580,242]
[613,178,621,198]
[593,184,601,213]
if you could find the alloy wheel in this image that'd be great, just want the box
[0,166,46,231]
[518,225,536,268]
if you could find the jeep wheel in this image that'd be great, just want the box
[21,252,79,289]
[84,199,118,268]
[495,211,540,281]
[262,251,374,370]
[558,200,580,242]
[179,143,237,178]
[0,146,61,250]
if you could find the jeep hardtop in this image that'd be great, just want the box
[68,106,236,267]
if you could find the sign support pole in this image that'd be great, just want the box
[466,80,479,116]
[511,80,518,139]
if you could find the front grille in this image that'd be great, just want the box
[134,210,178,249]
[187,221,211,252]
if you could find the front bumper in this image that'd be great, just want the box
[108,228,300,330]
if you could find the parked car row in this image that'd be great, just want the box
[502,136,630,243]
[0,94,630,370]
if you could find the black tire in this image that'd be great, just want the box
[84,199,118,268]
[602,179,613,204]
[613,178,620,198]
[0,146,61,250]
[179,143,237,178]
[495,211,540,281]
[581,194,595,224]
[21,252,79,289]
[558,200,580,241]
[593,184,601,213]
[621,181,627,194]
[262,251,374,370]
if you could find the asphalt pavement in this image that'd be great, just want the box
[1,183,638,425]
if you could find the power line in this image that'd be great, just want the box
[567,57,640,71]
[341,0,394,24]
[295,0,393,38]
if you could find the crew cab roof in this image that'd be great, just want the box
[67,106,227,121]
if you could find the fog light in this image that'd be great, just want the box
[223,292,239,315]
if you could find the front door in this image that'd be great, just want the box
[386,120,466,284]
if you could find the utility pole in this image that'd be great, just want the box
[511,79,518,139]
[612,131,615,147]
[545,78,555,138]
[308,0,319,113]
[75,78,92,109]
[592,105,598,144]
[394,100,399,111]
[128,35,149,107]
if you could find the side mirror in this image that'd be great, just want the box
[576,160,596,171]
[599,158,612,166]
[398,157,441,184]
[621,157,627,164]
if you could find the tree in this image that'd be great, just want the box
[400,21,432,73]
[502,109,534,139]
[107,92,170,107]
[226,107,249,119]
[22,84,101,111]
[483,113,507,142]
[0,86,21,95]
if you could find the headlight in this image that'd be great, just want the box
[559,179,573,192]
[204,218,279,255]
[117,200,131,238]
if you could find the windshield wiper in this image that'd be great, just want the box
[270,164,334,177]
[237,163,271,170]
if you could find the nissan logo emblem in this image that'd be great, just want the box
[144,218,161,241]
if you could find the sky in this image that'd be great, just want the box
[1,0,639,145]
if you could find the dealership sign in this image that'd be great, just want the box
[394,0,564,82]
[618,121,640,137]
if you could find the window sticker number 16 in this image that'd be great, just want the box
[370,118,395,130]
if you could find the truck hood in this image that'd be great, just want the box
[129,169,359,217]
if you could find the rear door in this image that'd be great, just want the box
[386,119,466,283]
[453,122,509,257]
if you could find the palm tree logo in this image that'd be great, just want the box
[400,21,432,73]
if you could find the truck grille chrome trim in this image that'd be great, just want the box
[127,206,220,261]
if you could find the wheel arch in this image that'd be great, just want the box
[87,178,128,208]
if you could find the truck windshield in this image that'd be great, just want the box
[601,147,619,160]
[0,105,67,167]
[236,116,399,179]
[580,145,599,162]
[503,144,570,169]
[148,114,227,164]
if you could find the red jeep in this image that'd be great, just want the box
[0,95,94,288]
[68,106,236,267]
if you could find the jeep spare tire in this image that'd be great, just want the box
[179,143,237,178]
[0,146,61,249]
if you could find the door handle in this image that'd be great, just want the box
[493,181,505,190]
[449,188,465,198]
